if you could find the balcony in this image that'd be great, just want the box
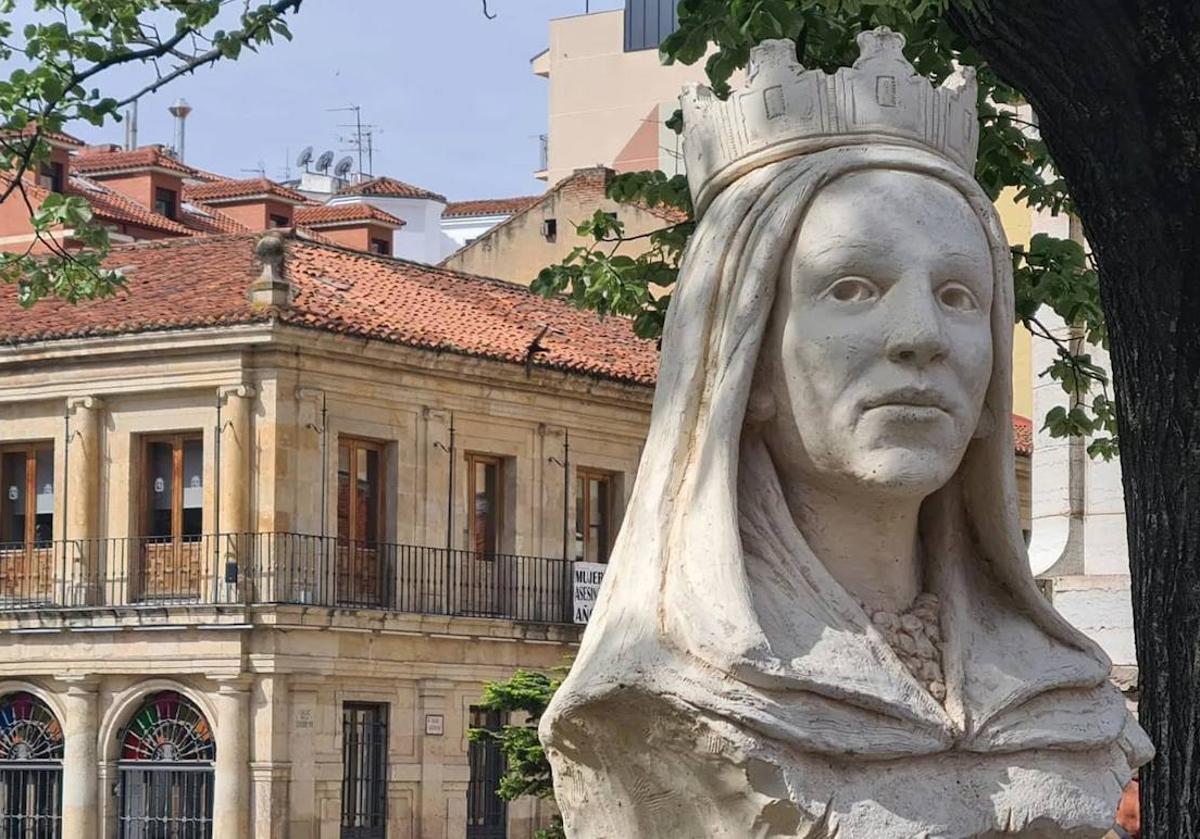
[0,534,576,625]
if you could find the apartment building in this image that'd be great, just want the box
[0,220,655,838]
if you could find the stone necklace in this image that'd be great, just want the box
[860,593,946,703]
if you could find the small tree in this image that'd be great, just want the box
[468,668,564,839]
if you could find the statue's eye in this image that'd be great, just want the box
[825,277,878,303]
[938,283,979,312]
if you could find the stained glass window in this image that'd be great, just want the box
[120,692,214,763]
[0,692,62,762]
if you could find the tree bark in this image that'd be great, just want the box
[947,2,1200,836]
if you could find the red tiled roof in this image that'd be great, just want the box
[73,145,194,176]
[338,176,446,203]
[180,201,251,235]
[183,178,308,205]
[294,202,405,228]
[2,124,85,147]
[1013,414,1033,456]
[67,176,196,236]
[0,232,658,386]
[443,196,542,218]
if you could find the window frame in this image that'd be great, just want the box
[0,442,54,547]
[576,468,615,564]
[466,453,505,557]
[37,161,64,193]
[369,238,390,256]
[268,213,290,228]
[140,433,203,540]
[340,702,388,838]
[337,436,385,546]
[153,186,178,220]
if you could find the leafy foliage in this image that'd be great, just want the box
[468,668,565,839]
[532,0,1116,455]
[0,0,303,306]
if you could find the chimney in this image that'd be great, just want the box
[249,234,290,306]
[168,98,193,162]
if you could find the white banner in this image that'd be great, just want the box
[572,562,607,624]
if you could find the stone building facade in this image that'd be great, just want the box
[0,230,656,839]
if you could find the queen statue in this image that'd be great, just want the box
[539,28,1152,839]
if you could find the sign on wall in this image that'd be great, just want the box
[573,562,607,624]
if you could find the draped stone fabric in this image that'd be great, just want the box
[540,145,1151,838]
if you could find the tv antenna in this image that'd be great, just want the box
[334,156,354,180]
[329,104,378,178]
[314,150,335,174]
[296,145,314,172]
[240,160,266,178]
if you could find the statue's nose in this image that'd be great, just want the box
[885,285,949,367]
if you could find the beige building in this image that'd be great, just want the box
[0,230,655,839]
[531,7,726,185]
[440,166,685,285]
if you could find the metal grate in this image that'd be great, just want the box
[0,692,63,837]
[467,708,507,839]
[0,765,62,838]
[118,692,214,839]
[117,765,212,839]
[341,703,387,839]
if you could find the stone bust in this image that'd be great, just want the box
[540,30,1151,839]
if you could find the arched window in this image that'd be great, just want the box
[0,691,63,838]
[118,691,214,839]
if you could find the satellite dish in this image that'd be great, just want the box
[295,146,314,170]
[314,150,335,173]
[334,155,354,178]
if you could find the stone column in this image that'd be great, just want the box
[212,678,252,839]
[58,677,99,839]
[65,396,103,604]
[217,385,255,603]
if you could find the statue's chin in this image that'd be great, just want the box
[841,447,961,500]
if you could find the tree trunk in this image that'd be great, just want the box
[948,2,1200,836]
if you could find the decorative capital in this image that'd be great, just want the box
[217,383,256,404]
[66,395,103,415]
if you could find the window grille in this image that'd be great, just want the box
[341,703,388,839]
[117,691,214,839]
[467,707,507,839]
[0,692,63,838]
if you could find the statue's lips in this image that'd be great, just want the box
[861,388,953,417]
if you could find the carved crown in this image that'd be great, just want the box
[681,28,979,214]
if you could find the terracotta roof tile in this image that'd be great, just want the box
[183,177,308,204]
[67,176,196,236]
[73,145,194,176]
[0,232,658,386]
[180,201,251,235]
[294,202,405,228]
[2,124,86,147]
[338,176,446,202]
[443,196,542,218]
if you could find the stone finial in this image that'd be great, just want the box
[248,233,289,306]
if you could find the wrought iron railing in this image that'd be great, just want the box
[0,534,575,624]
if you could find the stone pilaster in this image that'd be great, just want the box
[417,679,456,839]
[65,396,103,604]
[217,385,255,602]
[212,677,252,839]
[57,677,99,839]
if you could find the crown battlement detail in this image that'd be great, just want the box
[681,28,979,214]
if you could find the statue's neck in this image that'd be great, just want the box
[781,480,923,614]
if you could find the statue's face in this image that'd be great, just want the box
[760,169,994,499]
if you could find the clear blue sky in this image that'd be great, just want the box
[57,1,625,200]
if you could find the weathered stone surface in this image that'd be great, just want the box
[541,29,1151,839]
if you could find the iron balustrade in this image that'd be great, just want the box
[0,534,576,624]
